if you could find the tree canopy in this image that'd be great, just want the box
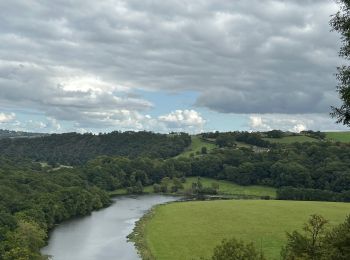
[330,0,350,126]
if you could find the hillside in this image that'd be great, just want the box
[175,135,217,158]
[0,131,191,165]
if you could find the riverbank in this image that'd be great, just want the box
[109,177,276,199]
[129,199,350,260]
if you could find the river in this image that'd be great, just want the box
[41,195,179,260]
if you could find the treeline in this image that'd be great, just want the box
[81,141,350,201]
[0,157,110,259]
[0,131,191,165]
[277,187,350,202]
[202,131,270,148]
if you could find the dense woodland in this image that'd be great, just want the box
[84,140,350,201]
[0,158,110,259]
[0,131,191,165]
[0,130,350,258]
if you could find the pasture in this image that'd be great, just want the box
[176,135,217,158]
[139,200,350,260]
[326,131,350,142]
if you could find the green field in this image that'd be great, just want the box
[263,135,319,144]
[184,177,276,198]
[138,200,350,260]
[326,131,350,142]
[109,177,276,198]
[176,135,217,158]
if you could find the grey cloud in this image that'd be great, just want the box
[0,0,343,128]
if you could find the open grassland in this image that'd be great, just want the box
[176,135,217,158]
[326,131,350,142]
[109,177,276,198]
[185,177,276,198]
[263,135,318,144]
[141,200,350,260]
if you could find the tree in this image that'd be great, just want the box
[4,220,48,260]
[266,130,284,138]
[172,177,184,190]
[281,214,329,260]
[160,177,170,193]
[323,215,350,260]
[330,1,350,126]
[153,183,161,193]
[210,238,265,260]
[201,146,208,154]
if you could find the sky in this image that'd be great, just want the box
[0,0,349,134]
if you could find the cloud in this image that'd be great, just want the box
[158,109,205,132]
[70,109,205,133]
[248,113,348,132]
[0,0,344,132]
[0,112,15,123]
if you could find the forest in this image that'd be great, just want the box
[0,131,191,165]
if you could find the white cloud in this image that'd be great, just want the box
[0,112,15,123]
[158,109,205,132]
[68,109,205,133]
[248,114,348,132]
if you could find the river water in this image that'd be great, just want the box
[41,195,178,260]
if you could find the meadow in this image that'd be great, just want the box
[184,177,276,198]
[137,200,350,260]
[263,135,318,144]
[326,131,350,142]
[175,135,217,158]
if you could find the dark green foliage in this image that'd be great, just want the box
[0,157,110,259]
[210,238,265,260]
[330,1,350,126]
[0,131,191,165]
[266,130,284,138]
[300,131,326,140]
[324,215,350,259]
[277,187,350,202]
[282,215,328,260]
[282,214,350,260]
[153,183,162,193]
[127,181,143,194]
[190,141,350,199]
[213,132,270,148]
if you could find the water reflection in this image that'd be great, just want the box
[41,195,178,260]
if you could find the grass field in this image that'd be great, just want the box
[109,177,276,198]
[139,200,350,260]
[326,131,350,142]
[176,135,217,158]
[263,135,319,144]
[185,177,276,198]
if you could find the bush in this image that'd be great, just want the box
[210,238,265,260]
